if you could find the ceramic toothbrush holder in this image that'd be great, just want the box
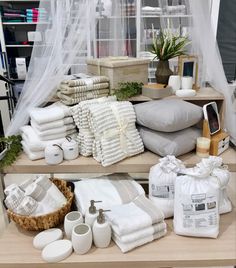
[72,223,92,255]
[64,211,83,240]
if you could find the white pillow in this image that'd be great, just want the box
[134,99,203,132]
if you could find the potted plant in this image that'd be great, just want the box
[151,29,190,84]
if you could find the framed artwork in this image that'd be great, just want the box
[178,55,199,89]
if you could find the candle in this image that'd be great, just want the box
[196,137,211,158]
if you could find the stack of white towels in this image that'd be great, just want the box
[4,175,67,216]
[57,74,110,105]
[71,97,144,166]
[70,96,116,156]
[21,102,77,160]
[73,175,167,253]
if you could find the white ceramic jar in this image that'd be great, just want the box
[45,144,63,165]
[72,223,92,254]
[168,75,181,93]
[61,138,79,160]
[64,211,83,239]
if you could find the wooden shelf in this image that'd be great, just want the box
[0,210,235,268]
[2,22,48,25]
[5,44,33,48]
[3,147,236,174]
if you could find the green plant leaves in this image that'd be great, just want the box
[113,82,143,100]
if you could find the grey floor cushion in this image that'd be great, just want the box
[134,99,203,132]
[139,126,201,157]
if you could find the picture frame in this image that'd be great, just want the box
[178,55,199,89]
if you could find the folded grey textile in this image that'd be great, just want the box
[58,82,109,94]
[89,101,144,166]
[57,89,109,105]
[71,96,117,129]
[61,75,109,87]
[134,99,203,132]
[30,117,73,132]
[139,126,201,157]
[113,229,167,253]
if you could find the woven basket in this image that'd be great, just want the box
[7,178,74,231]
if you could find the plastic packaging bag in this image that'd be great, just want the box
[149,155,185,218]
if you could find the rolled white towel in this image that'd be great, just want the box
[31,117,73,132]
[29,102,71,125]
[22,140,44,161]
[106,195,164,236]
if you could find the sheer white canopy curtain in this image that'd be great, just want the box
[6,0,127,135]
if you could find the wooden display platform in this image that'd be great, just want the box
[3,147,236,174]
[0,210,235,268]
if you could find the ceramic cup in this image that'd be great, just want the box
[64,211,83,240]
[72,223,92,255]
[168,75,181,93]
[196,137,211,158]
[181,76,193,89]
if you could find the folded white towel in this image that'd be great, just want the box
[107,195,164,236]
[4,187,25,212]
[38,128,77,141]
[113,229,167,253]
[29,102,71,125]
[22,140,44,160]
[74,174,145,215]
[113,221,167,244]
[21,126,76,151]
[31,117,73,131]
[33,123,76,138]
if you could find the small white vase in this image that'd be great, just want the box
[72,223,92,255]
[64,211,83,240]
[181,76,193,89]
[168,75,181,93]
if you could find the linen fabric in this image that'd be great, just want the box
[89,101,144,166]
[58,82,109,94]
[139,126,201,157]
[73,174,145,215]
[149,156,185,218]
[61,75,109,87]
[134,99,203,132]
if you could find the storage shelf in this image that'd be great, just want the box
[3,22,49,25]
[5,44,33,47]
[141,14,192,18]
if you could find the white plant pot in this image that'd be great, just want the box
[72,223,92,255]
[64,211,83,240]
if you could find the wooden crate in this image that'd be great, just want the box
[87,57,150,92]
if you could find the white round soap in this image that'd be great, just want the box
[33,228,63,250]
[42,239,73,263]
[176,89,196,97]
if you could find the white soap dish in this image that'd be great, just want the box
[33,228,63,250]
[175,89,196,97]
[42,239,73,263]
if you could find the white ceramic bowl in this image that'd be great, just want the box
[175,89,196,97]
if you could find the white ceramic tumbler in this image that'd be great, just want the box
[168,75,181,93]
[72,223,92,255]
[181,76,193,89]
[64,211,83,240]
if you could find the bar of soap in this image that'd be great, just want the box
[42,240,73,263]
[33,228,63,250]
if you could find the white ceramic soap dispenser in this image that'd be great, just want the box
[92,209,111,248]
[85,200,102,227]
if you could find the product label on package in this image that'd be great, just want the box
[151,184,174,199]
[181,193,218,229]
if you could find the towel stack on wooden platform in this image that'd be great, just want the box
[21,102,77,160]
[57,74,110,105]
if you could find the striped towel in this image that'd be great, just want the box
[61,75,109,87]
[70,96,116,156]
[57,88,109,105]
[89,101,144,166]
[58,82,109,94]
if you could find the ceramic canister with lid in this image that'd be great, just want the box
[45,144,63,165]
[61,137,79,160]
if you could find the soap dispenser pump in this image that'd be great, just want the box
[92,209,111,248]
[85,200,102,227]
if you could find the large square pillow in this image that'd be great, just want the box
[139,126,201,157]
[134,99,203,132]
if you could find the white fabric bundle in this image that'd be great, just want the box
[149,155,185,218]
[196,156,232,214]
[174,166,220,238]
[21,140,44,161]
[73,174,145,215]
[29,102,71,125]
[89,101,144,166]
[107,195,166,253]
[71,96,116,156]
[31,117,73,132]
